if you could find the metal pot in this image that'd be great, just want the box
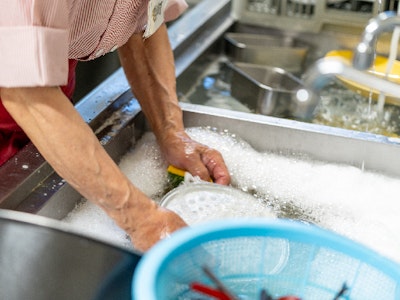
[0,209,141,300]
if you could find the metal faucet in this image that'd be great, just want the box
[301,11,400,108]
[353,11,399,70]
[302,57,400,104]
[295,11,400,118]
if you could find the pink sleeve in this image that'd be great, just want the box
[164,0,189,22]
[0,0,69,87]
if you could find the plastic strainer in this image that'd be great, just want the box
[133,219,400,300]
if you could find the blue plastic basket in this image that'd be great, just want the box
[133,219,400,300]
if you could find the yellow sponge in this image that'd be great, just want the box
[167,165,213,189]
[167,165,186,188]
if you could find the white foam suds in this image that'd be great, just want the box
[62,200,132,250]
[63,127,400,263]
[184,127,400,263]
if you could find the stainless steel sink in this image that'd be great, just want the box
[1,0,400,227]
[177,7,400,136]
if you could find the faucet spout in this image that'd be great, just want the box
[353,11,400,70]
[303,57,400,104]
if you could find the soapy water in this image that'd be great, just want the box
[62,199,132,250]
[313,81,400,137]
[63,126,400,264]
[183,128,400,264]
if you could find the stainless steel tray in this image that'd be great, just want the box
[225,32,309,74]
[229,62,319,119]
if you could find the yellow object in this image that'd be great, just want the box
[167,165,186,189]
[325,50,400,105]
[167,165,186,178]
[167,165,213,189]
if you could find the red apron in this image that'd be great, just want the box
[0,59,78,166]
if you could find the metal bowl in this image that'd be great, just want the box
[225,32,309,74]
[0,209,141,300]
[229,62,319,120]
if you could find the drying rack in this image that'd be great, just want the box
[233,0,399,33]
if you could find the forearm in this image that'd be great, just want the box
[118,25,230,184]
[118,24,184,143]
[0,87,153,225]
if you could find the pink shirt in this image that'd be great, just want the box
[0,0,188,87]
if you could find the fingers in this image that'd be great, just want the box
[160,131,231,186]
[180,152,210,182]
[201,148,231,185]
[208,164,231,185]
[181,146,230,185]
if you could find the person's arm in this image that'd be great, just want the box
[0,86,186,252]
[118,24,231,185]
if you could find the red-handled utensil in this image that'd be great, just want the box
[190,282,232,300]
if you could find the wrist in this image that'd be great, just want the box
[157,129,190,156]
[103,184,158,234]
[152,102,185,139]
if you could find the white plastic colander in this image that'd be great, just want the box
[160,182,275,225]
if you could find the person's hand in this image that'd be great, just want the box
[158,130,231,185]
[126,201,188,252]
